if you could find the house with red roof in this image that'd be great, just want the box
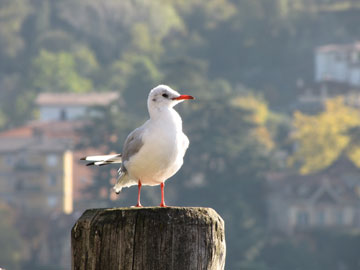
[0,92,120,214]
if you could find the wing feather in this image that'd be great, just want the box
[122,126,145,162]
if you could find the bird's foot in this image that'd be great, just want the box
[134,203,143,207]
[159,202,167,207]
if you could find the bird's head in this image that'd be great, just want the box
[148,85,194,110]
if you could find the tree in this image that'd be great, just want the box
[0,203,24,270]
[0,74,34,129]
[174,90,277,268]
[289,97,360,174]
[31,50,93,93]
[260,230,360,270]
[0,0,31,60]
[55,0,184,63]
[260,238,321,270]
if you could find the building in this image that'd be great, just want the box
[315,42,360,87]
[278,0,359,16]
[295,81,360,113]
[0,91,121,269]
[267,159,360,234]
[0,121,95,214]
[294,42,360,113]
[35,92,119,121]
[0,92,120,214]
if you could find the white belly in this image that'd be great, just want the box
[124,128,188,186]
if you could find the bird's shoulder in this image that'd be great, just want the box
[122,124,148,161]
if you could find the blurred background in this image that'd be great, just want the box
[1,0,360,269]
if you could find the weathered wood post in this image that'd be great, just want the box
[71,207,225,270]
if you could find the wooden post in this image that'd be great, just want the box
[71,207,226,270]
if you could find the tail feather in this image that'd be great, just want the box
[80,154,122,166]
[113,168,137,194]
[81,153,137,194]
[86,162,95,166]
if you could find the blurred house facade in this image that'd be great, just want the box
[295,41,360,113]
[267,159,360,234]
[36,92,119,121]
[315,42,360,86]
[278,0,360,16]
[0,92,120,214]
[0,128,74,214]
[277,43,360,234]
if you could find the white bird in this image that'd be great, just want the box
[81,85,194,207]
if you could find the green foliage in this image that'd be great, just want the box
[0,74,34,129]
[0,109,7,129]
[147,89,274,268]
[2,0,359,124]
[1,0,360,268]
[0,204,24,270]
[260,238,321,270]
[289,97,360,174]
[122,58,162,111]
[72,46,99,79]
[107,54,163,115]
[35,30,76,53]
[31,50,93,93]
[261,230,360,270]
[0,0,31,59]
[55,0,184,63]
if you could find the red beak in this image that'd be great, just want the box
[172,95,195,100]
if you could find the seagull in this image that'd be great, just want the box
[81,85,194,207]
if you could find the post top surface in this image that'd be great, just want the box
[76,206,224,228]
[71,206,226,270]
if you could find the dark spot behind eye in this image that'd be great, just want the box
[162,93,169,98]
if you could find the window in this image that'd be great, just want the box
[60,109,67,121]
[48,174,57,187]
[47,196,58,208]
[46,154,58,167]
[316,210,325,226]
[5,155,14,166]
[351,52,360,64]
[15,179,24,190]
[334,210,343,225]
[296,210,309,227]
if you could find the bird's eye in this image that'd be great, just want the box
[162,93,169,98]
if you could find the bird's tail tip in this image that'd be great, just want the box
[113,170,136,194]
[113,185,122,194]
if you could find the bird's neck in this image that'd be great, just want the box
[149,106,182,130]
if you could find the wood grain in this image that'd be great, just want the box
[71,207,226,270]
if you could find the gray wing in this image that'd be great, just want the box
[122,126,145,163]
[115,126,145,192]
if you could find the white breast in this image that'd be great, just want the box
[124,111,189,186]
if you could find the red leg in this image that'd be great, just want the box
[159,182,167,207]
[135,180,142,207]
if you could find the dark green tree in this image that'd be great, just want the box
[0,203,24,270]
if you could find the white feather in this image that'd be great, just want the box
[81,154,122,162]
